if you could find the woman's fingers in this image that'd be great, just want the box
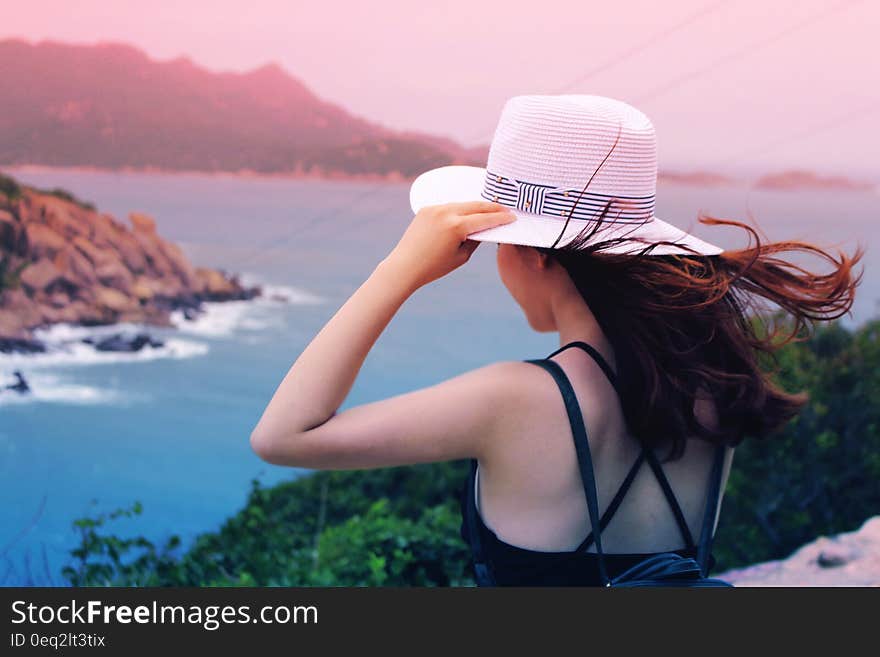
[458,239,481,259]
[444,200,510,215]
[457,209,517,236]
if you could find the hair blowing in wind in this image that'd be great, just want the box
[537,194,866,463]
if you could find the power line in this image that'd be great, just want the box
[634,0,866,104]
[551,0,728,94]
[227,1,868,272]
[718,99,880,168]
[225,0,729,270]
[227,182,397,269]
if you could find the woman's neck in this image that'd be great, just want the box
[550,288,617,370]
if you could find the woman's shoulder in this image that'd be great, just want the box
[458,359,556,403]
[452,359,568,425]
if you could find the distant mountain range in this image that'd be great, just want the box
[0,39,875,192]
[0,39,486,178]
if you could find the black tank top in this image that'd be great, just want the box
[459,341,720,586]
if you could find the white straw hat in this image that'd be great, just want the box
[409,95,724,256]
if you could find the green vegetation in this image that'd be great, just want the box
[39,187,96,211]
[0,172,23,201]
[0,170,95,211]
[0,255,27,294]
[57,314,880,585]
[62,463,472,586]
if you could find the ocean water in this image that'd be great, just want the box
[1,167,877,584]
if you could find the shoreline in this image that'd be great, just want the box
[0,276,323,405]
[1,163,417,185]
[4,163,877,194]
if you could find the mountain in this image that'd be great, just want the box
[0,39,481,177]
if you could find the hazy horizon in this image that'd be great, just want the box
[3,0,878,180]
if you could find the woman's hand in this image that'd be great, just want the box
[380,201,516,292]
[249,199,516,466]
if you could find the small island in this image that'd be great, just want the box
[0,171,260,354]
[753,169,875,192]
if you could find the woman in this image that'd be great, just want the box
[249,95,864,586]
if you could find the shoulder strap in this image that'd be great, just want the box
[548,341,699,551]
[524,357,611,585]
[575,448,646,552]
[463,458,493,585]
[526,344,727,581]
[546,341,621,397]
[696,443,727,576]
[644,449,697,549]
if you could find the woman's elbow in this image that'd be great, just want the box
[249,426,295,466]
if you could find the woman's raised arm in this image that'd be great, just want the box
[249,201,518,469]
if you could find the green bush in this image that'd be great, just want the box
[59,316,880,586]
[0,172,22,201]
[0,171,95,210]
[0,255,27,294]
[40,187,96,211]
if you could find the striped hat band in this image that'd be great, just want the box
[480,169,655,224]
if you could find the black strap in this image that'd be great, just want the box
[526,347,728,584]
[546,341,703,551]
[464,341,727,584]
[463,458,493,585]
[575,448,646,552]
[644,449,697,549]
[546,341,621,397]
[524,357,611,585]
[696,442,726,576]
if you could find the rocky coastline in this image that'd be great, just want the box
[0,172,261,355]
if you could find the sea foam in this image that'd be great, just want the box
[0,371,134,406]
[170,275,324,338]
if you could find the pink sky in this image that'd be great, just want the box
[3,0,879,178]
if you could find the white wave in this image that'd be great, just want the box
[169,276,321,338]
[0,332,208,369]
[0,372,134,406]
[237,273,325,306]
[1,277,319,365]
[170,300,272,337]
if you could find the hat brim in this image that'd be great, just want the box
[409,165,724,256]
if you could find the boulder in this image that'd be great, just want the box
[129,212,157,234]
[0,338,45,354]
[3,370,31,393]
[94,259,135,293]
[717,515,880,586]
[57,244,98,287]
[24,222,66,258]
[20,259,63,292]
[93,285,138,313]
[0,289,44,336]
[72,235,116,268]
[157,238,196,287]
[86,331,165,352]
[131,275,156,301]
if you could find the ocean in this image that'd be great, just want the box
[1,167,877,584]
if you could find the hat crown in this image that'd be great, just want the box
[486,95,658,198]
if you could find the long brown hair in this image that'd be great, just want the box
[537,206,866,463]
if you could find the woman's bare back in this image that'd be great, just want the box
[476,340,735,555]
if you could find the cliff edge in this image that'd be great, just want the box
[0,172,259,350]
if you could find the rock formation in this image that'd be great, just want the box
[717,515,880,586]
[0,174,260,351]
